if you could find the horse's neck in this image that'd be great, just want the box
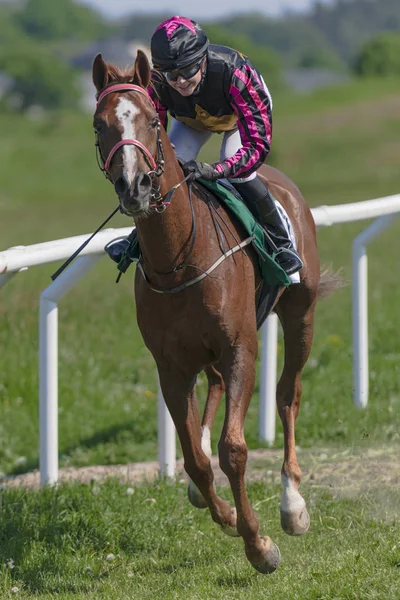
[135,132,195,278]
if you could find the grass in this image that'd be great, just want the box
[0,477,399,599]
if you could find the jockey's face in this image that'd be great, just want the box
[165,57,205,97]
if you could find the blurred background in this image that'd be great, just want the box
[0,0,399,478]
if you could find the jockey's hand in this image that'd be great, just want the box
[182,160,221,182]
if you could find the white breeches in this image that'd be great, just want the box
[169,121,256,183]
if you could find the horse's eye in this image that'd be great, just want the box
[94,122,104,135]
[150,117,159,129]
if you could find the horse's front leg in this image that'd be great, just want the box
[188,365,225,510]
[218,345,281,574]
[158,367,237,533]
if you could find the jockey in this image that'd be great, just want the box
[148,16,303,276]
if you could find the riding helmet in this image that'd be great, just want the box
[151,16,209,71]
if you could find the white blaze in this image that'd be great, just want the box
[115,98,140,186]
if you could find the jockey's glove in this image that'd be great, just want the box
[182,160,229,182]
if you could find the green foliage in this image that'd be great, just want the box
[354,32,400,76]
[297,46,344,70]
[0,44,80,110]
[309,0,400,62]
[210,0,400,70]
[17,0,110,41]
[0,0,98,110]
[219,13,344,70]
[0,1,105,111]
[203,24,285,92]
[0,8,27,46]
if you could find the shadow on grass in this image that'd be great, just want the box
[8,420,151,476]
[156,556,218,575]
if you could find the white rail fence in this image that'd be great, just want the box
[1,194,399,485]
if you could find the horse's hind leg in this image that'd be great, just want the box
[276,286,317,536]
[188,365,225,509]
[157,367,237,533]
[218,343,280,573]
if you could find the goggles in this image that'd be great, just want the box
[163,58,204,82]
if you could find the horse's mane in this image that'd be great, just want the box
[106,63,135,84]
[103,63,167,97]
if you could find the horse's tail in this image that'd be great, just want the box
[318,265,347,299]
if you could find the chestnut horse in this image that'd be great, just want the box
[92,50,326,574]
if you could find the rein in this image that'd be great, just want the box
[50,206,120,280]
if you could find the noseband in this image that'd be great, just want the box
[95,83,166,211]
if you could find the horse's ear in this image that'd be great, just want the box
[92,53,109,92]
[133,49,151,89]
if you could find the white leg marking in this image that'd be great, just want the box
[115,98,139,186]
[188,426,213,508]
[280,475,305,513]
[201,425,212,459]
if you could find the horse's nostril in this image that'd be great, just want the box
[115,176,128,197]
[137,173,152,193]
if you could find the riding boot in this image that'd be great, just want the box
[104,229,137,264]
[231,176,303,276]
[104,237,130,264]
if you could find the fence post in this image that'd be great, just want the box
[157,380,176,477]
[39,255,103,485]
[352,214,399,408]
[39,298,59,485]
[258,313,278,445]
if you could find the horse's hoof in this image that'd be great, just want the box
[220,508,240,537]
[187,481,208,509]
[246,536,281,574]
[280,506,310,536]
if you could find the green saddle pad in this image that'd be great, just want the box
[117,179,290,287]
[198,179,290,287]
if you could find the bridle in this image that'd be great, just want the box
[54,84,254,289]
[51,82,197,282]
[95,83,167,212]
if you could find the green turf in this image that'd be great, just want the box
[0,76,400,477]
[0,478,399,599]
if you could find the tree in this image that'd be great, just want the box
[309,0,400,63]
[0,7,28,46]
[203,24,285,92]
[0,43,80,110]
[297,47,344,70]
[219,13,343,70]
[17,0,110,41]
[354,32,400,76]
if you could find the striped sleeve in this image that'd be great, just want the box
[147,72,168,130]
[215,65,272,179]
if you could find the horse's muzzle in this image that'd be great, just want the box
[115,172,152,216]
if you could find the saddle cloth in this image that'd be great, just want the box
[207,178,300,284]
[198,178,299,286]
